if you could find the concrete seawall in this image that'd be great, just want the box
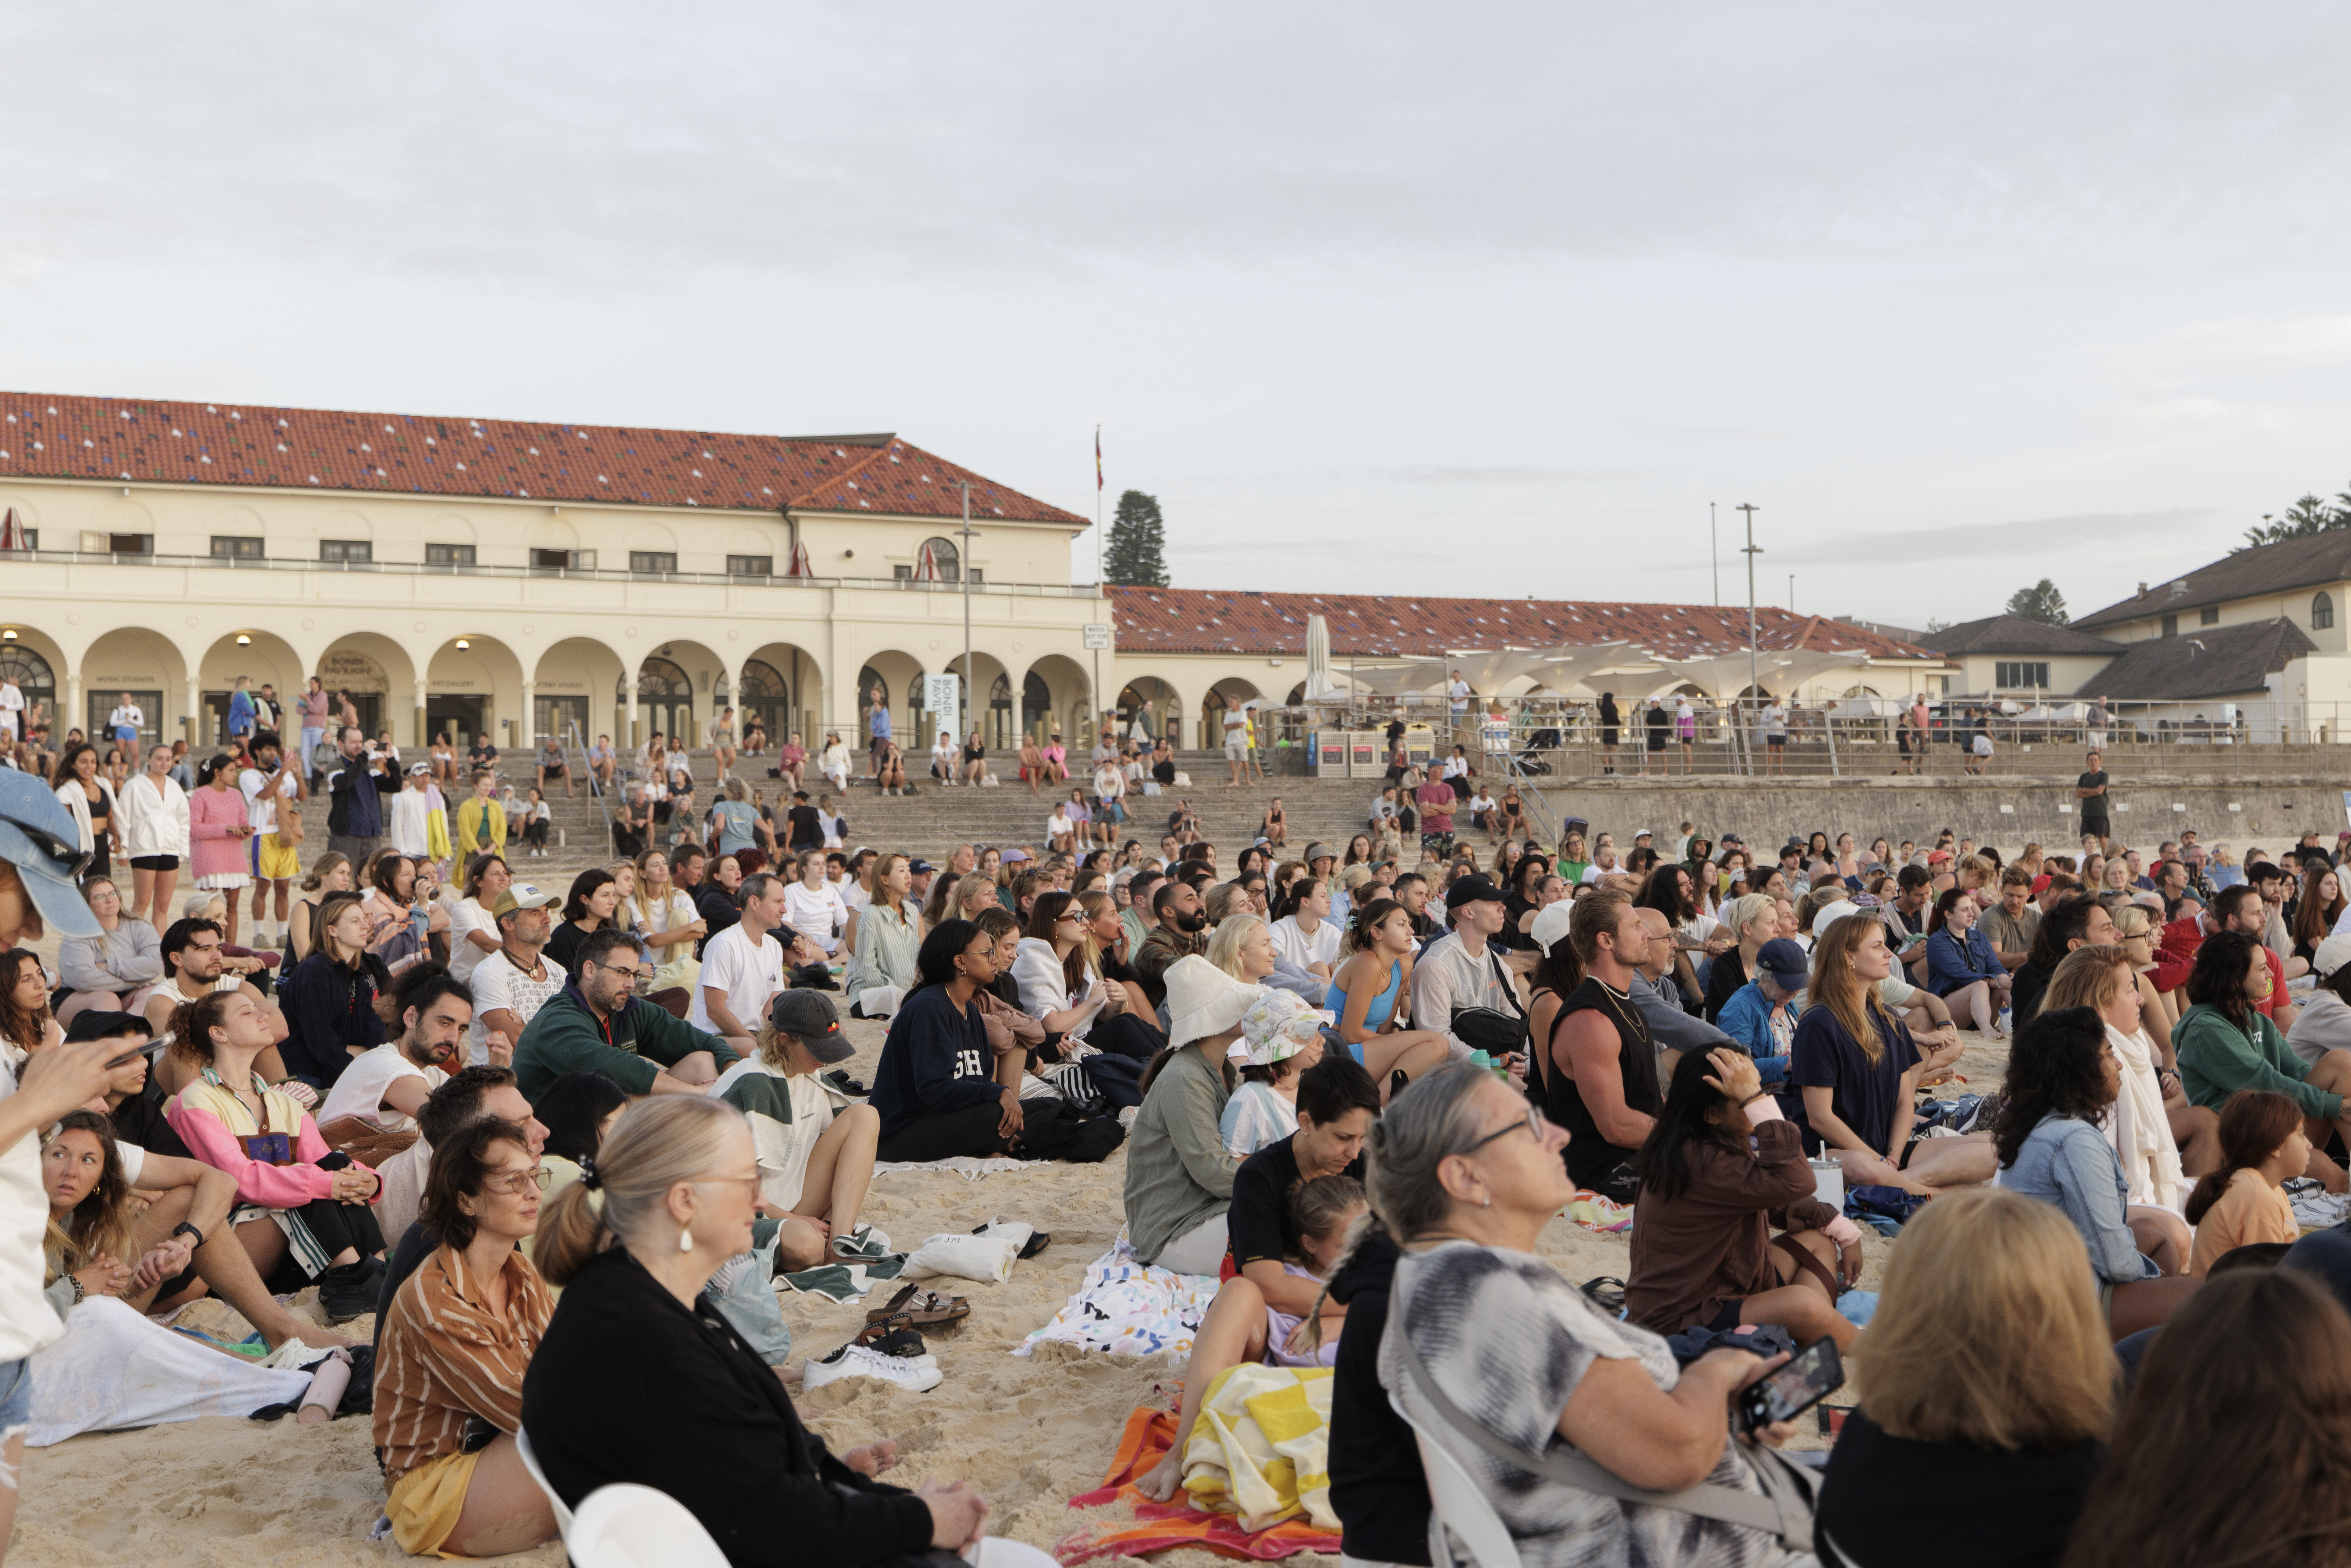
[1527,773,2351,854]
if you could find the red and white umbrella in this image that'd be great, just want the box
[785,539,813,577]
[0,509,26,551]
[911,540,942,582]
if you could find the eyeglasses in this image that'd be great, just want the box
[590,961,647,983]
[1457,1104,1549,1156]
[480,1165,550,1196]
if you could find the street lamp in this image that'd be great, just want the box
[1737,502,1761,709]
[957,482,979,749]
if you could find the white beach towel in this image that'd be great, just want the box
[27,1297,313,1446]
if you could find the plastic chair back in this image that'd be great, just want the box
[566,1483,731,1568]
[513,1427,574,1537]
[1389,1391,1526,1568]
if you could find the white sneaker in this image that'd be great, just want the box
[1118,1105,1140,1131]
[801,1343,943,1393]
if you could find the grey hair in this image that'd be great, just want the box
[532,1096,748,1287]
[1364,1060,1504,1242]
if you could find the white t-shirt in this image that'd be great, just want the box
[318,1041,448,1134]
[714,1059,836,1212]
[468,950,568,1063]
[1450,680,1470,715]
[446,897,496,983]
[0,1068,63,1361]
[239,764,297,834]
[1468,791,1497,818]
[690,922,785,1034]
[783,879,848,953]
[931,735,957,771]
[1047,810,1075,840]
[628,888,699,938]
[0,683,21,736]
[1270,914,1342,971]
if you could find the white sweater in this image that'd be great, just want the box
[116,773,190,859]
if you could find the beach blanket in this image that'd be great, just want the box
[2286,1177,2351,1231]
[1565,1188,1634,1234]
[1016,1238,1222,1358]
[1179,1365,1336,1531]
[1058,1405,1343,1564]
[28,1297,312,1446]
[777,1223,906,1302]
[875,1155,1033,1180]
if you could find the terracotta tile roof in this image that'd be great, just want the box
[2074,532,2351,628]
[1107,587,1943,662]
[2072,617,2314,701]
[0,392,1085,525]
[1920,614,2125,657]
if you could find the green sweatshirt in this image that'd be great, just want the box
[513,982,736,1101]
[2175,1001,2341,1122]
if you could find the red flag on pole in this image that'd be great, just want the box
[1095,426,1103,491]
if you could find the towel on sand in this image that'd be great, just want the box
[1058,1405,1342,1563]
[1017,1238,1221,1359]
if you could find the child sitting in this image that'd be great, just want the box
[1221,991,1327,1158]
[2186,1089,2306,1277]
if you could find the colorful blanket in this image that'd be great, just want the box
[1058,1405,1343,1563]
[1016,1239,1223,1359]
[1565,1188,1634,1234]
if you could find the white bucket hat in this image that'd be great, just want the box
[1164,956,1264,1048]
[1237,989,1326,1067]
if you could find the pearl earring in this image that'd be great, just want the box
[680,1228,694,1253]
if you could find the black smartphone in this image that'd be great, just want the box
[1735,1337,1845,1433]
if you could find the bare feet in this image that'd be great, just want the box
[1134,1448,1184,1503]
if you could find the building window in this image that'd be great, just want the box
[630,551,677,575]
[320,539,371,564]
[2199,606,2219,625]
[2317,592,2335,631]
[209,535,264,561]
[93,532,152,556]
[426,543,476,567]
[2161,614,2178,637]
[1994,661,2050,689]
[727,555,772,578]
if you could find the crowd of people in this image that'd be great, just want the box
[11,697,2351,1567]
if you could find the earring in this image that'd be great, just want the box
[680,1228,694,1253]
[1481,1194,1492,1209]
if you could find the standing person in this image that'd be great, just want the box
[865,686,892,781]
[1674,693,1697,774]
[238,731,304,950]
[454,770,507,864]
[1595,692,1620,775]
[107,692,143,752]
[0,672,20,749]
[297,677,330,785]
[2076,749,2112,847]
[387,762,439,866]
[1221,694,1249,787]
[708,706,737,786]
[323,726,397,866]
[692,873,789,1056]
[52,742,121,884]
[1642,698,1669,778]
[188,755,256,948]
[2086,693,2112,755]
[226,675,256,743]
[1763,695,1789,776]
[117,743,190,927]
[1413,767,1456,862]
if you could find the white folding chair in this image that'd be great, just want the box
[566,1483,731,1568]
[513,1427,574,1538]
[1389,1391,1526,1568]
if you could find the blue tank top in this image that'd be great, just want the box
[1328,960,1403,1033]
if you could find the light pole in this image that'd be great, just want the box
[1737,502,1761,719]
[958,482,978,750]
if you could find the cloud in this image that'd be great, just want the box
[1385,464,1645,486]
[1757,508,2224,570]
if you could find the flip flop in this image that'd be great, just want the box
[865,1283,921,1326]
[856,1323,931,1359]
[853,1312,914,1349]
[1017,1231,1050,1260]
[896,1289,970,1327]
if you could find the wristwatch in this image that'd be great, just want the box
[170,1221,206,1249]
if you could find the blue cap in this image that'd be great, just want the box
[1755,937,1810,989]
[0,768,102,938]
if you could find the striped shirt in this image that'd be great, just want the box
[373,1243,554,1483]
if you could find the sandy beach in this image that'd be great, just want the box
[13,1018,2015,1567]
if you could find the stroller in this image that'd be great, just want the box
[1514,726,1561,775]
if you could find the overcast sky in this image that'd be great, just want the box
[7,4,2350,625]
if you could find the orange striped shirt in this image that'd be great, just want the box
[373,1244,554,1484]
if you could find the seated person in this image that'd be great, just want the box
[1546,890,1666,1202]
[1015,891,1164,1062]
[143,915,292,1095]
[373,1067,550,1343]
[511,928,735,1101]
[374,1118,561,1559]
[1378,1062,1808,1564]
[2183,1089,2305,1277]
[1325,897,1452,1091]
[714,991,882,1271]
[314,968,471,1164]
[1122,958,1263,1273]
[533,1069,627,1197]
[277,891,392,1089]
[2174,929,2351,1191]
[522,1097,1054,1568]
[1794,913,1994,1197]
[1627,1048,1861,1351]
[1997,1007,2201,1339]
[1812,1189,2114,1567]
[1135,1174,1368,1502]
[163,990,387,1322]
[1221,991,1328,1157]
[1924,889,2012,1040]
[1712,937,1806,1087]
[55,875,163,1027]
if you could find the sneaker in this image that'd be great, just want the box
[801,1343,943,1393]
[316,1260,382,1324]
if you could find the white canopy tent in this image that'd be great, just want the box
[1639,646,1871,699]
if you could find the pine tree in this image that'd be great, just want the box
[2005,578,2070,626]
[1104,489,1169,587]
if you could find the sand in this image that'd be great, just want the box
[11,1015,2013,1567]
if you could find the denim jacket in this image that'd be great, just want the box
[2001,1112,2158,1284]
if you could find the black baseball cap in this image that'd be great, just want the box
[769,990,855,1063]
[1445,873,1508,910]
[64,1009,152,1044]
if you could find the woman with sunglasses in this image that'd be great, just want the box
[374,1116,560,1558]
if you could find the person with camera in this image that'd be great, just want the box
[324,724,399,866]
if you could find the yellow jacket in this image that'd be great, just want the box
[456,797,506,859]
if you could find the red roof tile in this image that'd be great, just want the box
[0,392,1085,525]
[1107,587,1943,662]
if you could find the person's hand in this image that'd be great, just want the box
[133,1234,195,1290]
[74,1253,135,1299]
[998,1084,1026,1140]
[1836,1237,1864,1288]
[332,1165,379,1203]
[14,1035,115,1125]
[484,1029,515,1068]
[842,1439,899,1477]
[1703,931,1736,956]
[918,1478,989,1551]
[1701,1047,1763,1107]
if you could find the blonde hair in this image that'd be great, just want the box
[1207,913,1270,979]
[1338,863,1375,894]
[2045,943,2134,1016]
[2110,903,2154,941]
[297,851,350,895]
[952,872,998,918]
[533,1097,749,1287]
[1204,881,1250,924]
[1719,893,1775,941]
[1809,909,1897,1066]
[1078,888,1118,970]
[1855,1187,2114,1450]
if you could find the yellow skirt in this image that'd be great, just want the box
[386,1446,484,1558]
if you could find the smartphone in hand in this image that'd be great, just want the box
[1734,1337,1845,1433]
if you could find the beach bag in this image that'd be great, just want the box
[1394,1327,1817,1553]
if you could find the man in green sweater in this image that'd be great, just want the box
[514,927,736,1101]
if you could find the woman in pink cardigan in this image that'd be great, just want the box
[163,986,388,1323]
[187,755,256,947]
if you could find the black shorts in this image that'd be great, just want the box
[540,760,566,775]
[1704,1297,1747,1334]
[130,854,180,871]
[1767,734,1786,748]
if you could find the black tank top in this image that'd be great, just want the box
[1547,975,1663,1190]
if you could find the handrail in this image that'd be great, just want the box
[565,720,614,851]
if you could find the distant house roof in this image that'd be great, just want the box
[1106,586,1943,662]
[2074,532,2351,629]
[0,391,1085,524]
[1834,615,1929,643]
[1920,614,2125,657]
[2075,617,2315,701]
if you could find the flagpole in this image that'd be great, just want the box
[1093,424,1105,747]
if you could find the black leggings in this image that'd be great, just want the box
[1088,1011,1164,1062]
[876,1103,1012,1164]
[258,1197,388,1293]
